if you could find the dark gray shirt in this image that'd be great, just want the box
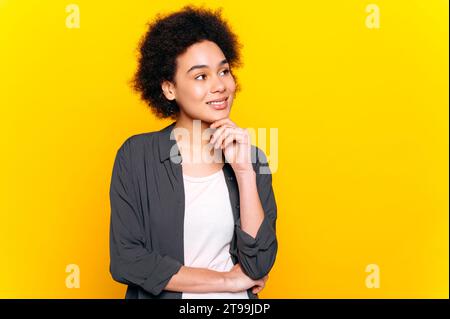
[109,121,278,299]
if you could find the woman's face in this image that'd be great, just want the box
[162,40,236,124]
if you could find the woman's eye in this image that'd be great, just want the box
[195,74,206,80]
[195,69,230,81]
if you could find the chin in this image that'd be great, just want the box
[190,103,232,124]
[193,110,228,124]
[210,110,230,121]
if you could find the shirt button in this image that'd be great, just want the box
[236,204,240,209]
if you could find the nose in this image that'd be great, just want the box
[211,74,226,93]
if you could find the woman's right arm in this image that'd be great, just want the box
[110,141,184,296]
[164,266,227,293]
[165,264,267,293]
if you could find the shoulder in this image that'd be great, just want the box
[122,131,157,150]
[116,131,156,156]
[115,122,175,157]
[114,127,168,169]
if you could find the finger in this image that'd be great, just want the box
[210,118,237,129]
[222,130,238,149]
[210,125,233,145]
[222,129,246,149]
[214,124,245,147]
[252,283,262,293]
[252,284,264,294]
[252,287,260,294]
[210,118,235,129]
[215,127,234,149]
[223,132,249,154]
[224,128,249,146]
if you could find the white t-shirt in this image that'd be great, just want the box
[181,168,249,299]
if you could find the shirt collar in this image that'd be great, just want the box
[158,121,179,162]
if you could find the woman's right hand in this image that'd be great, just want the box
[224,263,269,293]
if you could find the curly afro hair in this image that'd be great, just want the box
[131,5,243,119]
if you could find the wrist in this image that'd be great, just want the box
[234,169,256,182]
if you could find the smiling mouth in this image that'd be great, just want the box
[206,96,228,105]
[206,99,228,110]
[206,97,229,110]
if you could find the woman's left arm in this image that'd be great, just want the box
[233,150,278,280]
[235,170,264,238]
[210,119,278,280]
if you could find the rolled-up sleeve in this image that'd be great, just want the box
[109,140,182,296]
[233,147,278,280]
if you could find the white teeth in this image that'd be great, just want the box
[207,99,226,105]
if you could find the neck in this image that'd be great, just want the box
[174,113,213,149]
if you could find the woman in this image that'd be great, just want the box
[109,5,278,299]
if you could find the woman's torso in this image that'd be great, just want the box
[181,167,249,299]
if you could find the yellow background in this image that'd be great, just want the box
[0,0,448,298]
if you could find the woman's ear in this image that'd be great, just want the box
[161,80,176,101]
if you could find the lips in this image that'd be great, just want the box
[206,96,228,110]
[206,96,228,104]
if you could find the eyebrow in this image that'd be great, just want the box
[186,59,229,74]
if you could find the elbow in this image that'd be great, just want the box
[109,260,128,285]
[241,259,275,280]
[238,241,278,280]
[246,268,270,281]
